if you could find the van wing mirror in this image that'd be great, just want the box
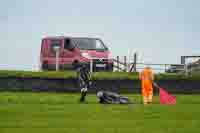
[105,47,109,51]
[68,44,75,51]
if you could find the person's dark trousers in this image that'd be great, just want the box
[80,88,87,102]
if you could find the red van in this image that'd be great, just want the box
[40,36,113,71]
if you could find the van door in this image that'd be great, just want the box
[41,39,47,57]
[60,38,76,64]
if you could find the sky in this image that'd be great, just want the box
[0,0,200,70]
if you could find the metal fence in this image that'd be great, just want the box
[41,53,187,74]
[112,56,186,73]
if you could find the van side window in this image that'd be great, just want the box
[64,38,71,49]
[64,38,74,50]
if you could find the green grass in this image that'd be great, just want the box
[0,92,200,133]
[91,71,138,80]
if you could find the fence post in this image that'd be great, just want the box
[124,56,127,72]
[117,56,119,72]
[53,46,60,71]
[164,64,167,72]
[38,56,42,71]
[90,59,93,73]
[55,49,59,71]
[133,52,137,72]
[184,63,188,76]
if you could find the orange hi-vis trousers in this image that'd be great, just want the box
[139,67,154,104]
[142,79,153,104]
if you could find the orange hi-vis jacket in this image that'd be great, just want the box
[139,67,154,96]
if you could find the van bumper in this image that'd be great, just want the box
[89,62,113,72]
[41,64,74,71]
[41,62,113,71]
[81,61,113,72]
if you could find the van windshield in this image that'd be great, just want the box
[72,38,108,51]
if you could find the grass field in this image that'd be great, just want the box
[0,92,200,133]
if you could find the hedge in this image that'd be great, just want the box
[0,70,200,80]
[0,70,76,79]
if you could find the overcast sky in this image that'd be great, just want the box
[0,0,200,70]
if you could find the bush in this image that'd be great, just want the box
[0,70,76,79]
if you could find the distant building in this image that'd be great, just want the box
[187,59,200,73]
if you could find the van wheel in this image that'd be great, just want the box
[72,61,80,70]
[42,63,49,70]
[107,63,113,72]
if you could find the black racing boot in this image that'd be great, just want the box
[80,91,87,102]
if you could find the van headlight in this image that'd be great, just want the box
[108,53,113,59]
[81,52,91,59]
